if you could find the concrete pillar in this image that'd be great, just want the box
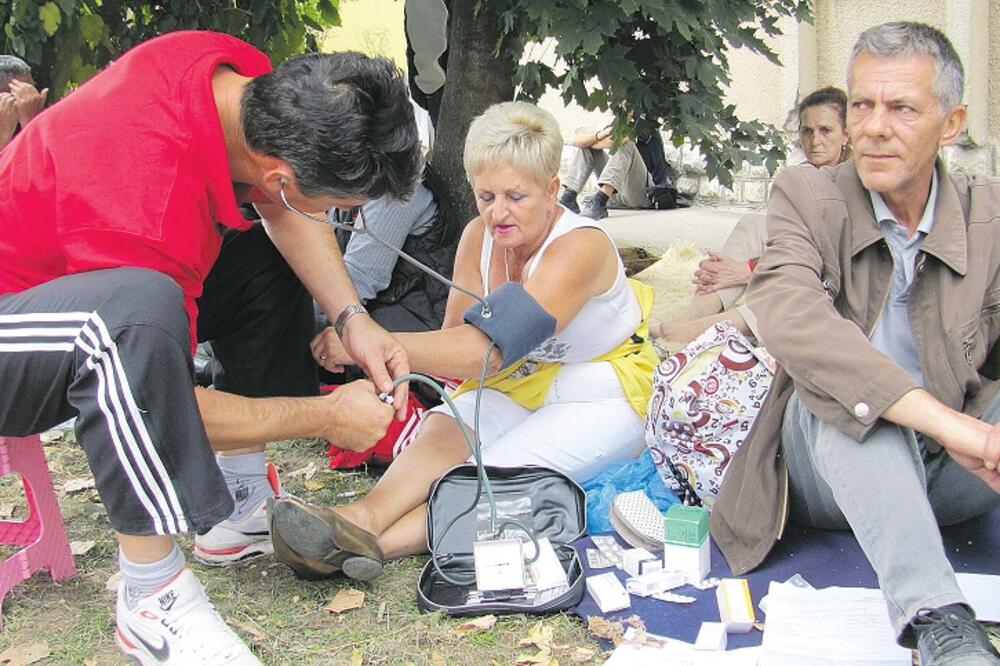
[946,0,989,143]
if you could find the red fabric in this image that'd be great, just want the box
[321,385,427,469]
[0,31,271,351]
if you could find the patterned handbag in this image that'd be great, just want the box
[645,321,774,509]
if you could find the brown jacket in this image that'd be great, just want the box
[710,160,1000,574]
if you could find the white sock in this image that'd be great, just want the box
[119,542,185,610]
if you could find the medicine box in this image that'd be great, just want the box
[694,621,728,651]
[716,578,755,633]
[663,504,711,583]
[586,572,631,614]
[622,547,657,577]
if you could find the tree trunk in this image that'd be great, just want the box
[428,1,515,230]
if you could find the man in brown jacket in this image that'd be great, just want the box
[711,22,1000,666]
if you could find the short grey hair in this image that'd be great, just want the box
[848,22,964,114]
[463,102,562,186]
[0,55,31,91]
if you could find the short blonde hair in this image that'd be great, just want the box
[463,101,563,185]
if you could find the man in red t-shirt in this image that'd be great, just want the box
[0,31,422,664]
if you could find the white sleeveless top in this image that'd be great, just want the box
[479,207,641,365]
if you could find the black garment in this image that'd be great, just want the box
[196,223,318,397]
[333,184,456,334]
[0,268,232,536]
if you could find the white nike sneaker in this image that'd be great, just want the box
[115,567,260,665]
[193,463,284,566]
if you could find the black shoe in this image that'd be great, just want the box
[558,189,579,214]
[912,605,1000,665]
[580,199,608,220]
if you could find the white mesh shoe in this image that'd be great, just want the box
[193,463,283,566]
[115,567,260,665]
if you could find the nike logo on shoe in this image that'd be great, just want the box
[133,632,170,661]
[158,590,178,612]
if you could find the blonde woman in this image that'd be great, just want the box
[271,101,658,581]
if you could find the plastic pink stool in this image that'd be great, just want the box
[0,435,77,628]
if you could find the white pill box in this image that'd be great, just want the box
[694,621,728,650]
[586,572,631,614]
[625,569,686,597]
[716,578,755,633]
[622,547,658,577]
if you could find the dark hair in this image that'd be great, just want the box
[798,86,847,128]
[241,52,422,200]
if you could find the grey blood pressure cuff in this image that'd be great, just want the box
[463,282,557,370]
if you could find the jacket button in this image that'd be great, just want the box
[854,402,870,418]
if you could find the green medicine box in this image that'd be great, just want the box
[663,504,709,547]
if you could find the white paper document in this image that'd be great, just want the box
[760,583,910,665]
[604,628,760,666]
[956,573,1000,622]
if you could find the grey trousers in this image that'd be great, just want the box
[561,143,649,208]
[782,392,1000,644]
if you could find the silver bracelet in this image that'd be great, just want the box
[334,303,368,338]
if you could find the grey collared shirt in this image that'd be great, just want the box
[868,170,938,386]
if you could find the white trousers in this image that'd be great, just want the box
[430,361,645,483]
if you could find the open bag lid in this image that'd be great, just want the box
[425,464,587,557]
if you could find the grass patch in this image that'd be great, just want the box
[0,435,602,664]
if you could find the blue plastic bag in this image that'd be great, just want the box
[582,449,678,535]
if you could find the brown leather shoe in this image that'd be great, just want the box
[269,497,385,582]
[270,516,340,581]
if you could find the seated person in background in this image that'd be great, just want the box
[714,22,1000,665]
[320,177,455,336]
[558,119,668,220]
[0,55,48,149]
[653,86,849,345]
[270,101,659,581]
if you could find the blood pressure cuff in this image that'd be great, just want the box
[463,282,557,370]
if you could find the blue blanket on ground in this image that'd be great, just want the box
[571,508,1000,648]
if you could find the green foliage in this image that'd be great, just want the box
[497,0,811,186]
[1,0,342,99]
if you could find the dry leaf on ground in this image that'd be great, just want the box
[233,619,266,643]
[62,477,96,494]
[455,614,497,634]
[518,621,555,649]
[303,479,325,492]
[430,652,447,665]
[515,646,557,666]
[70,540,96,556]
[350,650,364,666]
[105,571,123,592]
[586,616,623,644]
[0,641,50,666]
[287,462,318,480]
[570,647,595,663]
[0,503,16,519]
[323,589,365,614]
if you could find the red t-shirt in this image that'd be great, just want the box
[0,31,271,350]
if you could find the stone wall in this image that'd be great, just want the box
[560,134,998,209]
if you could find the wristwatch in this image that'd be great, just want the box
[334,303,368,338]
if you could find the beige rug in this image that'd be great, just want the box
[633,242,703,327]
